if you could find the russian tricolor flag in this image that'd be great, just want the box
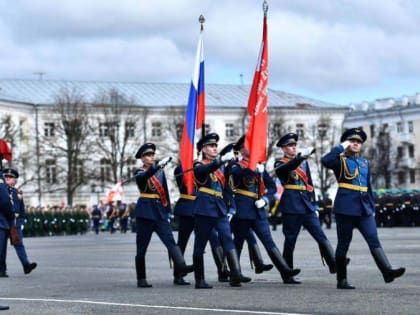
[179,31,205,195]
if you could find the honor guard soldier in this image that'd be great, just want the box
[173,163,230,285]
[322,128,405,289]
[192,133,250,288]
[91,205,102,234]
[4,168,37,275]
[133,143,193,288]
[117,200,129,233]
[275,133,338,284]
[229,136,300,281]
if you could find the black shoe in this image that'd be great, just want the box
[384,268,406,283]
[218,270,230,282]
[239,274,252,283]
[24,262,37,274]
[195,279,213,289]
[137,279,152,288]
[283,276,301,284]
[0,271,8,278]
[255,263,274,274]
[173,276,190,285]
[0,305,9,311]
[337,279,355,289]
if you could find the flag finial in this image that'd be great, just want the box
[262,1,268,15]
[199,14,205,32]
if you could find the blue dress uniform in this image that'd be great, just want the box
[321,128,405,289]
[275,133,337,284]
[192,133,250,288]
[229,136,300,281]
[3,168,37,275]
[0,170,15,278]
[173,164,229,284]
[133,143,193,288]
[91,205,102,234]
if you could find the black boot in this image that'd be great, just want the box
[169,246,194,277]
[193,255,212,289]
[336,256,355,289]
[226,249,251,286]
[24,262,37,275]
[281,251,301,284]
[0,305,9,311]
[267,247,300,281]
[211,246,230,282]
[135,256,152,288]
[371,247,405,283]
[173,274,190,285]
[318,240,336,273]
[249,243,273,274]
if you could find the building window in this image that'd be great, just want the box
[46,159,57,184]
[151,122,162,138]
[44,122,55,137]
[296,123,305,138]
[317,123,328,138]
[408,121,414,133]
[175,123,183,140]
[397,147,404,159]
[225,123,235,139]
[408,145,414,158]
[273,123,282,138]
[398,171,405,185]
[396,122,403,133]
[126,158,137,178]
[100,158,111,183]
[203,123,211,135]
[125,122,135,138]
[410,170,416,184]
[370,125,375,138]
[99,123,109,137]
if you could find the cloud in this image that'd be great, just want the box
[1,0,420,104]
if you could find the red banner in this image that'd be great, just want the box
[244,13,268,171]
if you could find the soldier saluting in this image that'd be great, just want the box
[322,128,405,289]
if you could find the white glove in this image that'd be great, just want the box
[221,150,235,162]
[256,163,265,174]
[157,157,172,168]
[300,147,314,158]
[227,213,233,222]
[341,140,350,149]
[255,198,267,209]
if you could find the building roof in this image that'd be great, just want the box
[0,79,343,109]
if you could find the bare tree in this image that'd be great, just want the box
[308,116,338,198]
[39,87,94,205]
[92,88,142,184]
[368,125,393,188]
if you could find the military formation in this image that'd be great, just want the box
[0,127,407,308]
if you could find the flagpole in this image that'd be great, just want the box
[199,14,206,138]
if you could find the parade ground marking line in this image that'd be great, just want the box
[0,297,309,315]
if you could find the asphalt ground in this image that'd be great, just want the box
[0,225,418,315]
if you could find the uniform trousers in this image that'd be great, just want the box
[136,218,177,256]
[335,213,381,257]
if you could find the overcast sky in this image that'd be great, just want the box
[1,0,420,105]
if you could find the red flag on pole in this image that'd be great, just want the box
[244,4,269,171]
[179,17,205,194]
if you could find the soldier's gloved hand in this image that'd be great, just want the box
[299,147,315,159]
[255,198,267,209]
[221,150,235,162]
[256,163,265,174]
[341,140,351,149]
[157,157,172,168]
[227,208,236,222]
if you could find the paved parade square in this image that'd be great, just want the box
[0,226,419,315]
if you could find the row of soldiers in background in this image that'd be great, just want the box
[22,206,90,237]
[374,190,420,227]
